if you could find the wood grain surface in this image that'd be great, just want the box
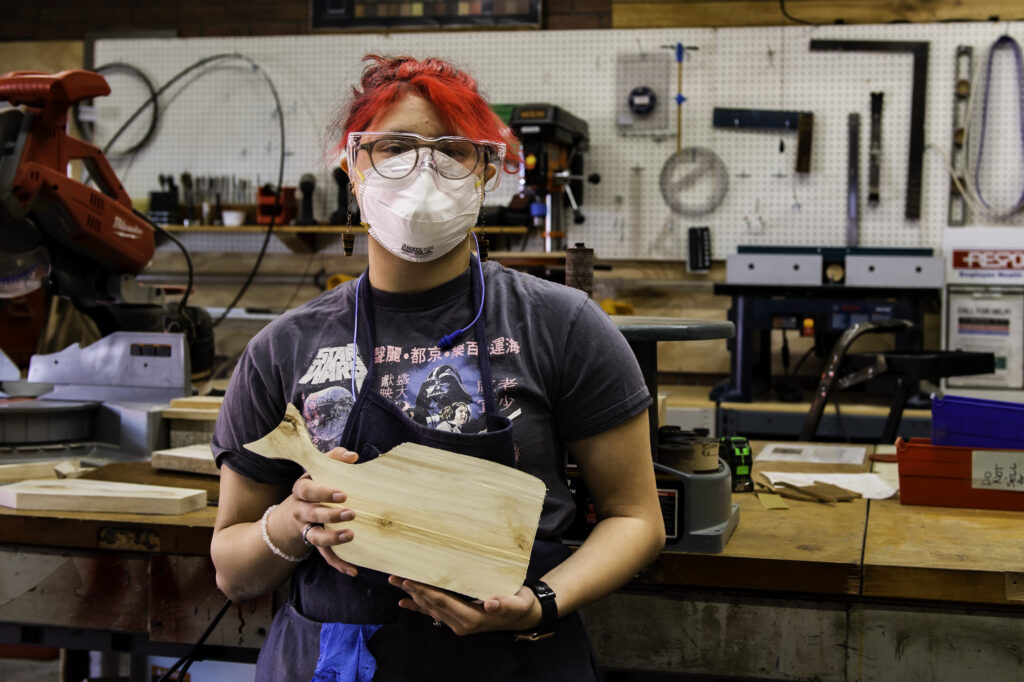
[864,498,1024,604]
[81,461,221,504]
[0,459,79,483]
[245,403,546,599]
[0,479,206,515]
[151,444,219,477]
[656,492,867,595]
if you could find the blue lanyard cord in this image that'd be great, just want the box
[351,272,364,398]
[349,235,487,396]
[967,34,1024,216]
[438,232,487,350]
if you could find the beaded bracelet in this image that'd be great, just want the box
[260,504,310,563]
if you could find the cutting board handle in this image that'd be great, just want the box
[244,403,339,480]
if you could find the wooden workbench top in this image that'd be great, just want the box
[656,493,867,596]
[0,504,217,555]
[2,456,1022,607]
[657,384,932,419]
[863,498,1024,605]
[0,460,221,555]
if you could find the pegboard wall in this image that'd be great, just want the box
[93,21,1024,261]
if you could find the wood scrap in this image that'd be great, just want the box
[244,403,546,600]
[151,444,219,477]
[757,492,789,510]
[773,481,834,504]
[80,461,221,505]
[0,478,206,515]
[0,459,79,483]
[810,480,862,501]
[161,407,220,421]
[168,396,224,410]
[54,460,92,479]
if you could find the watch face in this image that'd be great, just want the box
[532,581,555,600]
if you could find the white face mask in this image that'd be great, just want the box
[358,150,483,262]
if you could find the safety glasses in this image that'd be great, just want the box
[347,131,506,182]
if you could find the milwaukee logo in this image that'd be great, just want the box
[112,215,143,240]
[953,250,1024,270]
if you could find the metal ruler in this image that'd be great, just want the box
[810,40,930,221]
[848,113,861,246]
[868,92,883,205]
[949,46,974,226]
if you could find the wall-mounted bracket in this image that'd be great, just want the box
[712,108,814,173]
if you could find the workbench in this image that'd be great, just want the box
[661,384,934,443]
[1,457,1021,681]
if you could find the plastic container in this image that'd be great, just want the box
[896,437,1024,511]
[931,394,1024,449]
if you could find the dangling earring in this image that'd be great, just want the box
[342,196,354,257]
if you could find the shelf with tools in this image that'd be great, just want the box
[159,225,528,253]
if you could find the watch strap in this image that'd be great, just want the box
[514,580,558,642]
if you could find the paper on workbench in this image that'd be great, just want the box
[761,472,897,500]
[758,443,867,466]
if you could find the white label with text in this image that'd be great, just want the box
[971,450,1024,492]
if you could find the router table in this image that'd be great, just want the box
[0,448,1021,681]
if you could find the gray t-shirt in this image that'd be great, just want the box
[212,260,651,538]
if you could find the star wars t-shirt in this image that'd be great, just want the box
[212,260,651,538]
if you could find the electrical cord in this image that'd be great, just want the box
[282,252,317,311]
[779,0,816,25]
[832,397,850,443]
[102,54,272,157]
[775,331,815,401]
[135,208,194,323]
[155,598,232,682]
[789,344,815,380]
[73,61,160,157]
[97,53,287,328]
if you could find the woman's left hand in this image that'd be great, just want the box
[387,576,540,636]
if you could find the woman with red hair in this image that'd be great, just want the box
[210,54,664,681]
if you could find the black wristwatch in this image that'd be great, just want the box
[514,580,558,642]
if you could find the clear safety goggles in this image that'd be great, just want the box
[346,131,506,183]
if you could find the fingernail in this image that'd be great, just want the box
[338,530,352,541]
[332,492,346,502]
[339,511,355,521]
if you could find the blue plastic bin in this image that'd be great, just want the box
[931,394,1024,449]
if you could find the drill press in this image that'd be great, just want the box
[509,104,598,252]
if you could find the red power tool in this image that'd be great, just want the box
[0,70,213,379]
[0,70,154,316]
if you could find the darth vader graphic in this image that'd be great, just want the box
[411,363,481,433]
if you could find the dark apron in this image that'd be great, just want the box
[257,258,599,682]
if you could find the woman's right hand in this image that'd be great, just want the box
[288,446,361,577]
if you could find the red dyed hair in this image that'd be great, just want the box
[336,54,520,174]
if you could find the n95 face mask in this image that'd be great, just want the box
[358,151,483,263]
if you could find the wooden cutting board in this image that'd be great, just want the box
[0,459,79,483]
[0,478,207,515]
[80,461,221,505]
[151,444,219,477]
[245,403,546,600]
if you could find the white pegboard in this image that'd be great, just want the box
[615,51,673,135]
[92,22,1024,262]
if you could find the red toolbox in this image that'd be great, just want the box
[896,437,1024,511]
